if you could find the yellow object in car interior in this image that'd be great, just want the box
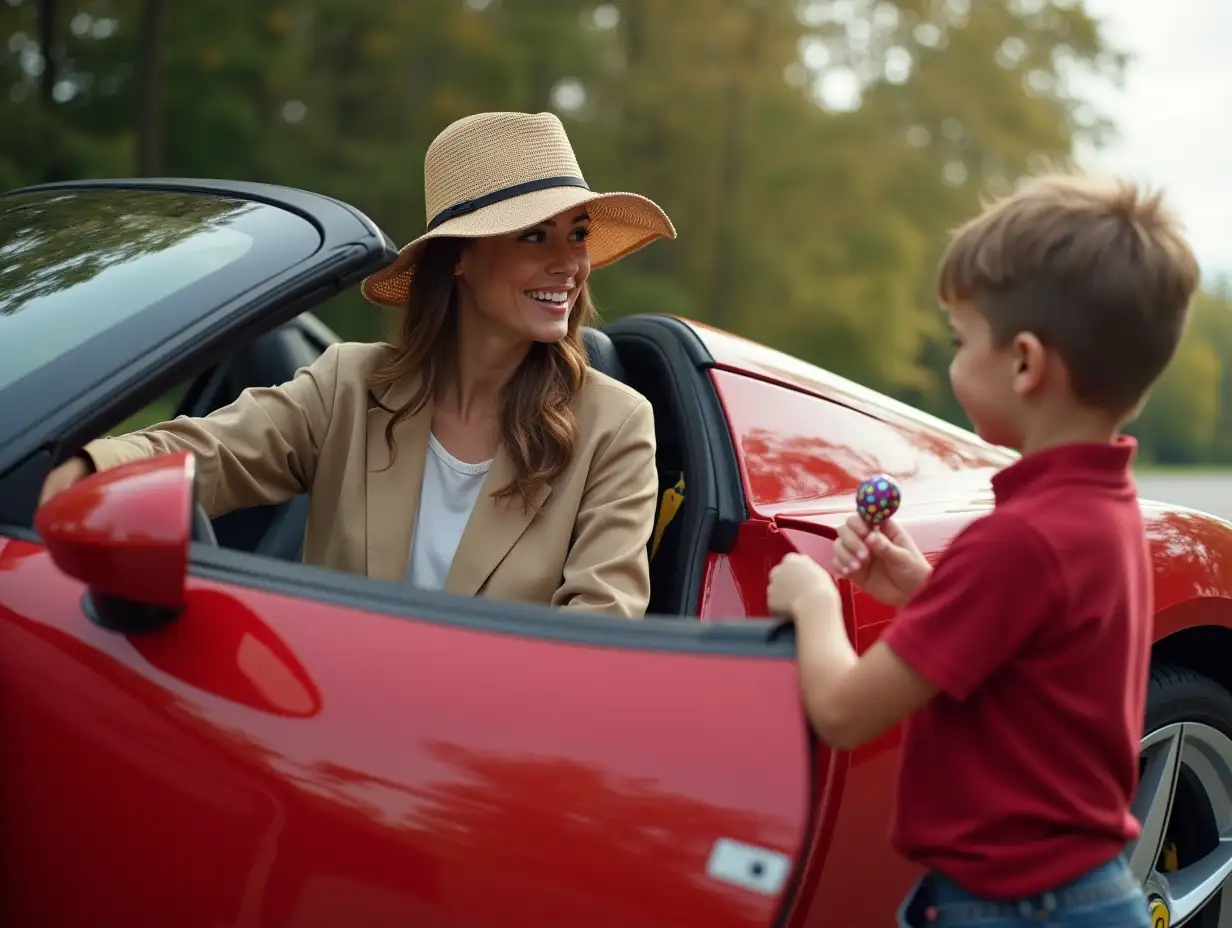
[652,474,686,560]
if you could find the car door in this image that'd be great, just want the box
[707,367,1008,927]
[0,532,817,928]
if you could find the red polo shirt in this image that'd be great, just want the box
[883,437,1152,899]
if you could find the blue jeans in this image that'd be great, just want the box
[896,854,1151,927]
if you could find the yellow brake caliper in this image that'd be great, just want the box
[1161,841,1179,873]
[1148,842,1178,928]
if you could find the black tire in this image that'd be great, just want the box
[1143,664,1232,928]
[1146,665,1232,734]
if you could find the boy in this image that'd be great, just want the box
[767,173,1199,926]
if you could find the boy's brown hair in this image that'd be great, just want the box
[936,173,1200,415]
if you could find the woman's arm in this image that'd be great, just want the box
[552,399,658,618]
[82,342,345,518]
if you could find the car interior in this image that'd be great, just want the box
[172,311,730,618]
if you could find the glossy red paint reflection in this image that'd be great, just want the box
[692,320,1014,466]
[34,450,194,607]
[710,368,1002,521]
[128,588,324,718]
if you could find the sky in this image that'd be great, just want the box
[1074,0,1232,284]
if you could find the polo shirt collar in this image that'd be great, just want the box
[991,435,1138,504]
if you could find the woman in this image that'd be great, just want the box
[39,111,676,618]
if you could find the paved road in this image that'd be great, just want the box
[1135,473,1232,522]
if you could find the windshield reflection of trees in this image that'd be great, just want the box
[0,190,255,315]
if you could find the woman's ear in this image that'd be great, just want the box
[453,242,468,278]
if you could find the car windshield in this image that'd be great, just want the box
[0,188,261,394]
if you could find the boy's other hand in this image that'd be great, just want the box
[768,552,841,619]
[832,515,930,607]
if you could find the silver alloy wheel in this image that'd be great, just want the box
[1130,722,1232,926]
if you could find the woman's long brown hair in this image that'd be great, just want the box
[367,236,594,509]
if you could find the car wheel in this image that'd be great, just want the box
[1131,665,1232,927]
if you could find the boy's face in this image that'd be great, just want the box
[946,301,1028,449]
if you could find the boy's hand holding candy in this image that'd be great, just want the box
[768,473,929,617]
[833,474,930,607]
[765,473,938,751]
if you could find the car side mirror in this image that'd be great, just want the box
[35,450,196,633]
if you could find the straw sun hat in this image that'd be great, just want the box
[360,111,677,309]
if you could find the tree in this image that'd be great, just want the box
[9,0,1219,467]
[136,0,165,175]
[1131,288,1232,464]
[37,0,58,108]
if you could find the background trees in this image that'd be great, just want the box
[2,0,1222,462]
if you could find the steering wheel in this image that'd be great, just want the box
[192,503,218,546]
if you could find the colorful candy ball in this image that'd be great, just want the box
[856,474,901,525]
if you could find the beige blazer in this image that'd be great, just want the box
[83,342,659,618]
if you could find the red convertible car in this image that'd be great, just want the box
[2,180,1231,928]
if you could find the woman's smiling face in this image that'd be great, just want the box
[454,207,593,344]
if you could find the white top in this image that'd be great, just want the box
[404,433,492,590]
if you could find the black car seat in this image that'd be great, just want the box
[581,326,628,382]
[582,326,688,613]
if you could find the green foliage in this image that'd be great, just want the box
[1130,289,1232,465]
[3,0,1223,464]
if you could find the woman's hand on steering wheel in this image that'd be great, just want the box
[39,455,92,506]
[192,504,218,546]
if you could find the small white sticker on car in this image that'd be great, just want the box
[706,837,791,896]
